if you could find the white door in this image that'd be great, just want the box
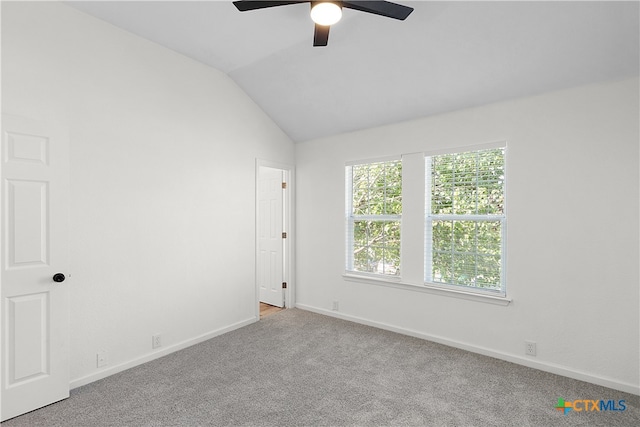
[0,114,70,421]
[257,167,284,308]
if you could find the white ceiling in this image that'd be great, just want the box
[66,1,639,143]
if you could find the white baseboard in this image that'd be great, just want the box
[70,317,257,390]
[296,304,640,396]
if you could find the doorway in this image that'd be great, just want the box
[259,302,284,319]
[255,160,294,319]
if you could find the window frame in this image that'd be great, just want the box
[345,157,402,279]
[424,144,507,297]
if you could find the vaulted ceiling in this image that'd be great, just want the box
[67,1,639,142]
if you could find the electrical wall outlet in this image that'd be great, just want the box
[152,334,162,349]
[332,301,339,311]
[525,341,537,356]
[96,351,108,368]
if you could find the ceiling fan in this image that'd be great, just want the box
[232,1,414,47]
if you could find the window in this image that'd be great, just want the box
[346,159,402,276]
[426,147,506,294]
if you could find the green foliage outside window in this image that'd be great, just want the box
[346,148,504,291]
[350,161,402,275]
[429,148,505,290]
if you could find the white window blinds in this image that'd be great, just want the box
[346,159,402,276]
[426,147,506,293]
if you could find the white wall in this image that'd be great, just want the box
[2,1,294,386]
[295,77,640,394]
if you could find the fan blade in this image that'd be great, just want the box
[313,24,330,47]
[342,1,413,20]
[233,1,309,12]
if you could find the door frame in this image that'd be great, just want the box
[255,159,295,318]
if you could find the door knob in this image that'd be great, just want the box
[52,273,66,283]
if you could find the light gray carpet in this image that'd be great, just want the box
[3,308,639,426]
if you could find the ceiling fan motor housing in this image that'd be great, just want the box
[232,1,414,46]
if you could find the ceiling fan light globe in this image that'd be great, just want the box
[310,2,342,26]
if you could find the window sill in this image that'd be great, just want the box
[342,273,511,306]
